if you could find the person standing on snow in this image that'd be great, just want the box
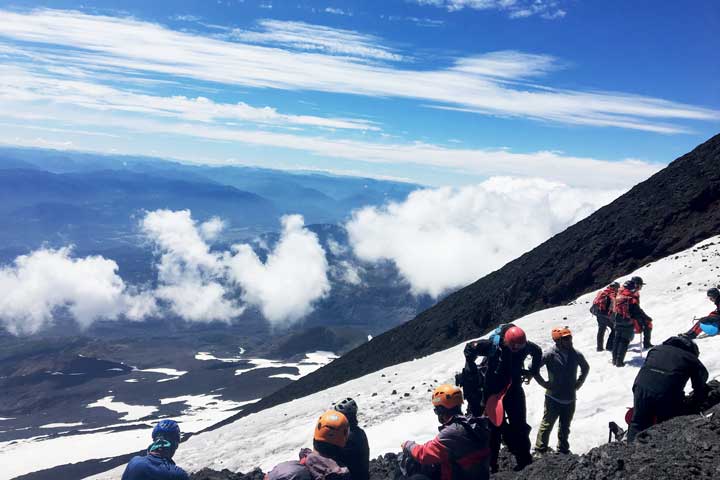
[533,327,589,455]
[462,324,541,472]
[682,287,720,339]
[333,398,370,480]
[400,384,490,480]
[612,276,653,367]
[121,419,189,480]
[265,410,352,480]
[591,282,619,352]
[627,336,708,442]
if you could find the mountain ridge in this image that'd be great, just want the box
[215,132,720,427]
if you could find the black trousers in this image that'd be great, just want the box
[489,386,532,471]
[627,386,683,442]
[612,324,634,365]
[595,314,614,351]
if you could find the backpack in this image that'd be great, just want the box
[590,288,614,315]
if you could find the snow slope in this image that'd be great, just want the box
[13,236,710,479]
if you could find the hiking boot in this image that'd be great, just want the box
[615,361,625,367]
[558,448,571,455]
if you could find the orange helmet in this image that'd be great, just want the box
[314,410,349,447]
[551,326,572,341]
[431,384,463,410]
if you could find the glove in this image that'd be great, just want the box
[575,380,584,391]
[520,370,532,385]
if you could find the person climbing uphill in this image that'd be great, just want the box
[121,419,189,480]
[462,324,541,472]
[333,398,369,480]
[627,336,708,443]
[533,327,589,455]
[612,276,653,367]
[591,282,619,351]
[400,384,490,480]
[265,410,351,480]
[682,287,720,339]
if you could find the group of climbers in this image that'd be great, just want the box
[591,276,653,367]
[123,279,717,480]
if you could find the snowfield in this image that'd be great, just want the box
[88,235,720,480]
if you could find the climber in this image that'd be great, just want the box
[265,410,352,480]
[400,384,490,480]
[333,398,370,480]
[591,282,619,351]
[461,324,541,472]
[612,276,653,367]
[121,419,189,480]
[533,327,590,455]
[627,336,708,442]
[682,287,720,339]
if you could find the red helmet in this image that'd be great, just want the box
[504,326,527,351]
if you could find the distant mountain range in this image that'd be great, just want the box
[0,146,419,253]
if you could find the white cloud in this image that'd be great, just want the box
[0,247,156,334]
[0,9,715,133]
[0,65,378,131]
[141,210,243,322]
[227,19,402,61]
[225,215,330,327]
[324,8,352,17]
[199,217,225,241]
[415,0,568,19]
[346,177,622,297]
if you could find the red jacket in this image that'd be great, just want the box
[592,286,617,315]
[403,415,489,480]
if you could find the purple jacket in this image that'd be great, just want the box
[266,449,351,480]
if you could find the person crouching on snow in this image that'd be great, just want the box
[265,410,352,480]
[122,419,188,480]
[533,327,589,455]
[400,384,490,480]
[683,287,720,339]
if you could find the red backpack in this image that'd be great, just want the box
[590,287,615,315]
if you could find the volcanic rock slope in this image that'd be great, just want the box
[221,133,720,422]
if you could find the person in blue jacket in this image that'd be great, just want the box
[122,419,189,480]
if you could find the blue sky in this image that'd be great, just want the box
[0,0,717,187]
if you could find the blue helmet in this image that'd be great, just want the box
[152,419,181,444]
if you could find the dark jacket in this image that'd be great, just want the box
[535,345,590,403]
[121,454,189,480]
[633,342,708,402]
[337,425,369,480]
[465,336,542,395]
[266,449,351,480]
[403,415,490,480]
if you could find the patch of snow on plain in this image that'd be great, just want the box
[157,376,180,383]
[136,367,188,376]
[86,396,157,421]
[90,235,720,479]
[195,350,244,362]
[39,422,84,429]
[124,379,139,383]
[237,351,338,380]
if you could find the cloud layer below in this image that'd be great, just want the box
[0,210,330,334]
[346,177,621,297]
